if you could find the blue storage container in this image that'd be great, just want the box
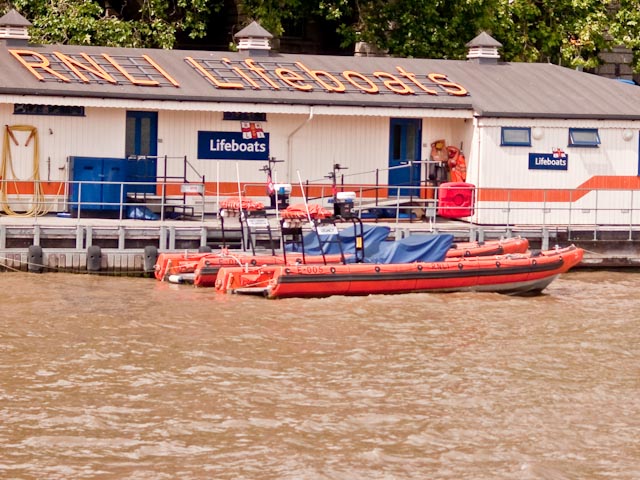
[70,157,128,211]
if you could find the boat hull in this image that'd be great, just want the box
[160,236,530,286]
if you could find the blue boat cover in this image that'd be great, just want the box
[285,224,391,257]
[286,226,453,264]
[366,234,454,264]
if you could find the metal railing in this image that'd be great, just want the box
[0,179,211,222]
[2,178,640,242]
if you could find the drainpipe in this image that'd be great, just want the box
[473,117,481,188]
[287,106,314,182]
[473,116,482,228]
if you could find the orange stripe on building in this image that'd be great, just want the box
[192,182,382,199]
[477,176,640,203]
[6,177,639,204]
[2,182,65,195]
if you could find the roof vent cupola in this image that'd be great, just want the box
[466,32,502,64]
[0,9,31,45]
[234,21,273,57]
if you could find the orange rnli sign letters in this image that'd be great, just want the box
[185,57,468,96]
[8,49,468,97]
[9,49,180,87]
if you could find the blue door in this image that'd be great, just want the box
[388,118,422,196]
[126,111,158,193]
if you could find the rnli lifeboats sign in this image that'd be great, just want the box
[528,150,568,171]
[197,131,269,160]
[7,49,469,98]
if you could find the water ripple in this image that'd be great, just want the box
[0,271,638,478]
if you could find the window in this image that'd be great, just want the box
[501,127,531,146]
[223,112,266,122]
[568,128,600,147]
[14,104,85,116]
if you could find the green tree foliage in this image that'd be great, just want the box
[4,0,640,72]
[319,0,619,69]
[319,0,501,59]
[491,0,611,69]
[609,0,640,71]
[235,0,320,38]
[9,0,219,48]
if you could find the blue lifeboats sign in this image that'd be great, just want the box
[528,151,568,171]
[197,131,269,160]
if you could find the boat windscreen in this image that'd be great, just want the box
[286,224,391,257]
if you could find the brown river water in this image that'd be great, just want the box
[0,270,638,479]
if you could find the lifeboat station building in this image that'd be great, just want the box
[2,9,640,227]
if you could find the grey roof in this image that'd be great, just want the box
[1,41,640,120]
[466,31,502,48]
[0,9,32,27]
[235,21,273,39]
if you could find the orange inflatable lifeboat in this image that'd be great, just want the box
[447,236,528,258]
[215,245,584,298]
